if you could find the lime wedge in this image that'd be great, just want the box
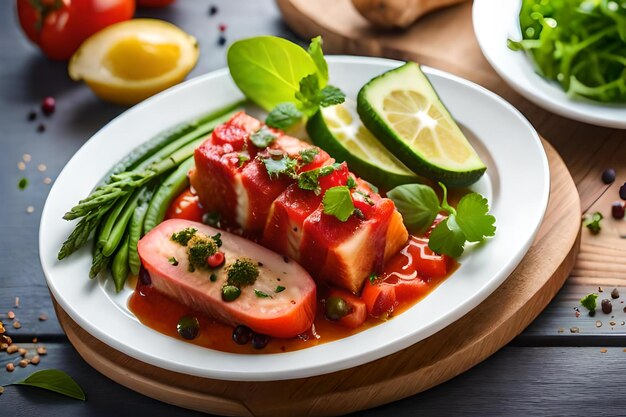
[306,99,419,190]
[357,62,486,187]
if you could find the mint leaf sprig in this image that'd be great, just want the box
[266,37,345,130]
[387,182,496,258]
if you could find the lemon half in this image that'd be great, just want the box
[69,19,199,106]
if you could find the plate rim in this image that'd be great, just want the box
[472,0,626,129]
[39,55,550,381]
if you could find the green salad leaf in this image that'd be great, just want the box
[13,370,85,401]
[509,0,626,103]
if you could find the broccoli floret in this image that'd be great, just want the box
[186,234,218,272]
[171,228,197,246]
[226,258,259,287]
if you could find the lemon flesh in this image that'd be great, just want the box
[357,62,486,187]
[69,19,199,106]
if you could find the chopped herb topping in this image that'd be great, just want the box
[580,293,598,312]
[226,258,259,287]
[211,233,222,247]
[369,273,377,284]
[356,190,374,205]
[346,176,357,189]
[261,154,299,179]
[322,186,355,222]
[275,285,286,293]
[297,164,335,194]
[254,289,270,298]
[171,228,197,246]
[299,147,319,164]
[250,126,277,148]
[583,212,603,234]
[187,234,218,272]
[168,257,179,266]
[354,208,365,219]
[210,273,217,282]
[237,153,250,167]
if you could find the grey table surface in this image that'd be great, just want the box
[1,1,625,416]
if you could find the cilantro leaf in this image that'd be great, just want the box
[319,85,346,107]
[254,289,270,298]
[580,293,598,312]
[266,102,302,130]
[250,126,277,148]
[387,184,440,235]
[583,211,603,234]
[298,164,335,194]
[261,155,298,179]
[428,215,466,258]
[455,193,496,242]
[307,36,328,85]
[299,147,319,164]
[322,186,355,222]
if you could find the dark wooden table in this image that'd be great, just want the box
[1,1,625,416]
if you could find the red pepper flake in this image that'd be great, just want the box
[218,23,227,32]
[41,96,55,115]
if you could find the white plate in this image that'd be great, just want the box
[40,56,549,381]
[473,0,626,129]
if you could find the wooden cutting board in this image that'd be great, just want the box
[53,137,580,416]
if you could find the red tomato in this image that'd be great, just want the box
[318,162,349,191]
[325,289,367,329]
[16,0,135,60]
[165,189,205,223]
[137,0,176,7]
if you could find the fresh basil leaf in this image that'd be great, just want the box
[455,193,496,242]
[322,186,355,222]
[307,35,328,85]
[319,85,346,107]
[428,215,466,258]
[387,184,440,234]
[250,126,277,148]
[261,155,298,179]
[227,36,318,111]
[266,102,303,130]
[13,370,85,401]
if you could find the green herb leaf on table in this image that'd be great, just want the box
[307,35,328,85]
[18,177,28,190]
[227,36,319,111]
[583,211,603,234]
[580,293,598,312]
[12,369,85,401]
[323,186,355,222]
[387,184,440,235]
[250,126,277,148]
[266,102,303,130]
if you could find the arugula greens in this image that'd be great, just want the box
[508,0,626,102]
[387,182,496,258]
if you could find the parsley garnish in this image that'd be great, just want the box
[369,273,377,284]
[346,176,357,189]
[299,147,319,164]
[254,289,270,298]
[168,257,179,266]
[583,212,603,234]
[580,293,598,312]
[322,186,355,222]
[298,164,336,195]
[237,153,250,167]
[211,233,222,248]
[388,182,496,258]
[266,103,302,130]
[260,154,299,179]
[250,126,277,148]
[275,285,286,293]
[171,228,197,246]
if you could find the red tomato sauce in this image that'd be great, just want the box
[128,189,458,354]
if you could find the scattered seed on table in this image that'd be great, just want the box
[37,123,45,133]
[598,286,604,292]
[602,168,616,184]
[41,96,55,115]
[611,288,620,299]
[22,154,31,162]
[37,346,47,355]
[596,321,602,328]
[18,348,27,357]
[17,161,25,171]
[6,345,18,354]
[43,177,52,185]
[7,311,15,319]
[0,386,3,395]
[602,299,613,314]
[600,348,608,353]
[0,343,7,350]
[32,337,37,343]
[38,314,48,321]
[18,177,28,190]
[612,202,625,220]
[6,363,15,372]
[620,183,626,200]
[218,35,226,46]
[30,355,40,365]
[27,110,37,122]
[26,206,34,214]
[558,327,564,333]
[208,5,218,15]
[575,310,581,318]
[14,297,19,308]
[610,321,617,326]
[4,336,12,345]
[12,321,21,329]
[37,164,47,172]
[18,359,29,368]
[218,23,227,32]
[570,327,580,333]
